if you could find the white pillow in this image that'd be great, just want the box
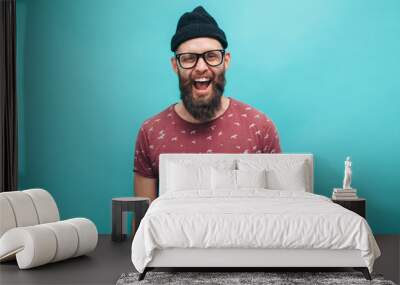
[237,159,309,191]
[266,165,307,191]
[211,168,237,190]
[166,159,236,171]
[167,162,212,191]
[211,168,268,190]
[236,169,268,188]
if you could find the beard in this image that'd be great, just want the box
[178,70,226,123]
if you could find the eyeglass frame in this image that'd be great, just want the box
[175,49,226,69]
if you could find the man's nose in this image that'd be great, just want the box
[194,56,209,72]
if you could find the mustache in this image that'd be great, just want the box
[178,71,226,122]
[179,73,225,99]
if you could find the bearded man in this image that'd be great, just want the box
[133,6,281,201]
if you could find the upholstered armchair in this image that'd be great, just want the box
[0,188,98,269]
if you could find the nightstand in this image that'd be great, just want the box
[332,198,366,219]
[111,197,150,242]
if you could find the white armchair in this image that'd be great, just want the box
[0,188,98,269]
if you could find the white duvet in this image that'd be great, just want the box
[131,189,380,273]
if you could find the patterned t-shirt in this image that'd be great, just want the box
[133,96,281,181]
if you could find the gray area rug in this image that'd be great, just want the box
[116,271,396,285]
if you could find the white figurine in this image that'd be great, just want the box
[342,156,352,190]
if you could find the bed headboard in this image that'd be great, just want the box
[159,153,314,195]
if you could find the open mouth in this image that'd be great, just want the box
[193,78,212,92]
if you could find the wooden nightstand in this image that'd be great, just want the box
[332,198,366,219]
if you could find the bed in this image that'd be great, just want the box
[131,153,381,281]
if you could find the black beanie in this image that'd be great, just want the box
[171,6,228,52]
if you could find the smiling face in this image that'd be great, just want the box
[171,37,231,122]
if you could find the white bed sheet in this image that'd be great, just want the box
[131,189,380,273]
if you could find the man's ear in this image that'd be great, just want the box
[223,51,231,70]
[171,57,179,74]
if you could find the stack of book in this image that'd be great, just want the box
[332,188,358,200]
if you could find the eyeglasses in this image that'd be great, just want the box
[175,49,225,69]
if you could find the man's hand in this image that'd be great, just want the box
[133,173,157,202]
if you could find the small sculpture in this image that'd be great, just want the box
[342,156,352,190]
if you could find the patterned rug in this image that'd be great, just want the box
[116,271,396,285]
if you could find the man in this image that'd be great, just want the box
[133,6,281,202]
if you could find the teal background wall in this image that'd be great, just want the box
[16,0,400,234]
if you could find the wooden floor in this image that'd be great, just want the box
[0,235,399,285]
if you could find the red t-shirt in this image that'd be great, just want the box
[133,97,281,181]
